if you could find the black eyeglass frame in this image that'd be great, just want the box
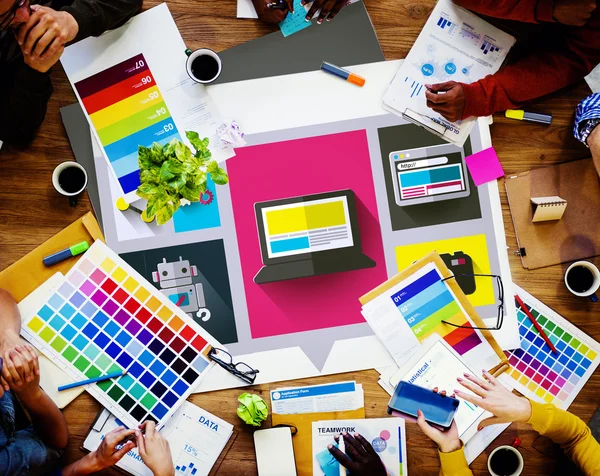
[440,273,504,331]
[0,0,27,31]
[208,347,259,385]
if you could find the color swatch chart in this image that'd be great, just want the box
[21,241,218,429]
[501,287,600,409]
[75,53,181,196]
[391,268,482,356]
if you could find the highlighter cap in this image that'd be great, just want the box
[348,73,366,87]
[505,109,524,120]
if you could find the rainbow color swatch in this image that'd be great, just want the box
[75,54,181,196]
[391,268,482,355]
[21,241,218,429]
[502,287,600,409]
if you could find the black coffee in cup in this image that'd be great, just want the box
[191,55,220,82]
[59,166,86,194]
[567,266,595,294]
[489,448,520,476]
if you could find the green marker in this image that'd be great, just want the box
[43,241,90,267]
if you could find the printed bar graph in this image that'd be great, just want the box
[391,269,482,355]
[436,16,456,34]
[75,53,181,196]
[481,38,501,55]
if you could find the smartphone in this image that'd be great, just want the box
[387,381,460,431]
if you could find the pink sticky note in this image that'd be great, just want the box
[465,147,504,186]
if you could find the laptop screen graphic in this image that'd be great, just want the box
[261,196,354,259]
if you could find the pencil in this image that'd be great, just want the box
[58,370,127,391]
[515,294,558,355]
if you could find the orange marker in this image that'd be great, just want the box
[321,62,366,87]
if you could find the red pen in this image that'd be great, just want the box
[515,294,558,355]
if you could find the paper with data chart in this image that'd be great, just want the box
[383,0,515,145]
[61,4,234,203]
[84,402,233,476]
[499,286,600,410]
[21,241,220,430]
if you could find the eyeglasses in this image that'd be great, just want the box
[0,0,27,31]
[441,274,504,331]
[208,347,259,385]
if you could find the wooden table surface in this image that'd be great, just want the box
[1,0,598,474]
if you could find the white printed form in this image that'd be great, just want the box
[271,381,363,415]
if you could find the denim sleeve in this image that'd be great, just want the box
[0,426,49,476]
[574,93,600,145]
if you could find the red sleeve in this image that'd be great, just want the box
[453,0,554,23]
[460,13,600,118]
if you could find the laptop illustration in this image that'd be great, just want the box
[253,190,376,284]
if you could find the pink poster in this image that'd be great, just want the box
[227,130,386,338]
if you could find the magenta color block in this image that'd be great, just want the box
[549,385,560,396]
[91,290,108,306]
[547,370,558,382]
[524,367,535,378]
[103,299,119,316]
[126,319,142,336]
[509,355,518,366]
[80,280,96,297]
[114,309,130,325]
[516,361,527,372]
[90,268,106,284]
[453,332,482,356]
[541,378,552,390]
[464,147,504,186]
[538,364,550,376]
[556,376,566,387]
[227,130,387,338]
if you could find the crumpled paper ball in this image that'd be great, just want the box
[237,392,268,427]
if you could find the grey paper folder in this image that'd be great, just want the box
[60,103,104,230]
[214,1,384,84]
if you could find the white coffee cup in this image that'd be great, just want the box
[52,161,88,207]
[487,445,524,476]
[185,48,222,84]
[565,261,600,302]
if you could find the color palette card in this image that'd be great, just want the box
[21,241,221,429]
[500,286,600,409]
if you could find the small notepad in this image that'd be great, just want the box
[531,196,567,222]
[279,0,311,37]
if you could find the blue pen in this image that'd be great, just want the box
[43,241,90,267]
[58,370,126,391]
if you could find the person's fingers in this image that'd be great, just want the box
[328,444,355,470]
[111,440,135,461]
[424,81,456,92]
[482,369,499,387]
[326,0,346,21]
[477,415,505,431]
[135,429,146,457]
[15,9,42,46]
[425,90,449,104]
[284,0,294,13]
[354,433,378,457]
[143,420,156,437]
[104,426,126,446]
[33,28,59,57]
[440,389,447,397]
[306,0,323,20]
[416,409,441,442]
[454,388,484,407]
[22,344,40,377]
[5,351,24,385]
[433,387,439,393]
[461,373,491,393]
[342,432,368,458]
[451,393,456,398]
[21,15,51,55]
[456,376,487,397]
[317,0,336,22]
[14,347,34,382]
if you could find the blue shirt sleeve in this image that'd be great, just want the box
[574,93,600,145]
[0,427,49,475]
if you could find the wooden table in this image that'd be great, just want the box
[1,1,598,474]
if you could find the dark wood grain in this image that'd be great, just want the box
[0,1,598,474]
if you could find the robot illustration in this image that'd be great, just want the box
[152,257,211,322]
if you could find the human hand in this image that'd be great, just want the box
[303,0,348,23]
[136,421,175,476]
[455,370,532,430]
[1,344,41,399]
[253,0,293,23]
[15,5,77,72]
[90,427,137,471]
[424,81,466,122]
[416,388,462,453]
[552,0,596,26]
[589,124,600,177]
[328,432,387,476]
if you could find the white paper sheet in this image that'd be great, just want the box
[271,381,363,414]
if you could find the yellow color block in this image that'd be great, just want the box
[519,375,529,386]
[112,267,127,283]
[27,316,44,333]
[265,200,346,235]
[587,349,598,360]
[578,343,589,355]
[146,296,161,312]
[395,234,496,307]
[123,277,138,293]
[544,393,554,403]
[157,306,172,322]
[90,86,163,130]
[100,257,116,273]
[134,287,151,303]
[535,387,546,398]
[527,381,538,392]
[509,369,520,379]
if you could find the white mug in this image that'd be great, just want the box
[487,445,524,476]
[52,161,88,207]
[565,261,600,302]
[185,48,222,84]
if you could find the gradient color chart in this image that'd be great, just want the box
[21,241,216,429]
[502,287,600,409]
[75,53,181,195]
[391,268,482,355]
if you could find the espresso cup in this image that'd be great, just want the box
[52,161,88,207]
[487,445,524,476]
[565,261,600,302]
[185,48,222,84]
